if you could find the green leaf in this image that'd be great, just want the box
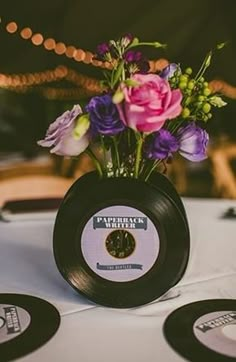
[100,80,108,89]
[216,41,228,50]
[111,60,125,88]
[209,96,227,107]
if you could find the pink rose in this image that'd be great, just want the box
[117,73,182,133]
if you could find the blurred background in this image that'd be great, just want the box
[0,0,236,205]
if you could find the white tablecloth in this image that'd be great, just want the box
[0,198,236,361]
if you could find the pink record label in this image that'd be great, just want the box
[0,304,31,343]
[81,205,160,282]
[194,310,236,358]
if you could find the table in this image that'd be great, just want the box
[0,198,236,361]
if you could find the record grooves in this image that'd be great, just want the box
[164,299,236,362]
[0,294,60,362]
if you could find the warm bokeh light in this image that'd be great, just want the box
[154,58,169,71]
[2,17,167,74]
[54,65,68,78]
[31,33,44,46]
[54,42,66,55]
[91,59,103,67]
[73,49,86,61]
[0,65,102,99]
[65,46,76,58]
[6,22,18,33]
[20,27,32,39]
[83,51,94,64]
[43,38,56,50]
[148,61,155,72]
[3,18,128,71]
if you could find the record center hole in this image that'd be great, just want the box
[222,324,236,341]
[105,230,136,259]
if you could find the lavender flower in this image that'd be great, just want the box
[145,123,209,162]
[177,123,209,161]
[159,63,179,80]
[86,94,125,136]
[37,105,89,156]
[145,129,179,160]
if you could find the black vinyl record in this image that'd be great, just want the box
[0,294,60,362]
[53,171,190,308]
[164,299,236,362]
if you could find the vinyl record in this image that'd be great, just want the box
[148,171,189,226]
[164,299,236,362]
[0,294,60,362]
[53,171,190,308]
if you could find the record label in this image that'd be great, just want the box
[194,310,236,358]
[81,205,160,282]
[0,304,31,343]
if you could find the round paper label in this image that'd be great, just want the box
[0,304,31,344]
[81,205,160,282]
[194,310,236,358]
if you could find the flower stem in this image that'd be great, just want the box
[194,51,212,81]
[128,41,166,50]
[100,135,107,176]
[112,136,120,175]
[85,147,103,178]
[134,134,144,178]
[143,159,161,181]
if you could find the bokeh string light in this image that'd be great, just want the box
[2,18,164,72]
[3,19,104,68]
[0,18,168,99]
[0,65,102,100]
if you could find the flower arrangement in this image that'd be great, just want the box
[38,34,227,181]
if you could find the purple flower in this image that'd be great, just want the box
[121,33,134,48]
[124,50,140,63]
[159,63,179,80]
[177,123,209,161]
[96,42,110,56]
[145,129,179,160]
[124,50,149,74]
[86,94,125,136]
[37,105,89,156]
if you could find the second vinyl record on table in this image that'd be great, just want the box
[164,299,236,362]
[0,294,60,362]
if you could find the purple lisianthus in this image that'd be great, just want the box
[37,105,89,156]
[159,63,179,80]
[177,123,209,161]
[124,50,149,74]
[86,94,125,136]
[145,129,179,160]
